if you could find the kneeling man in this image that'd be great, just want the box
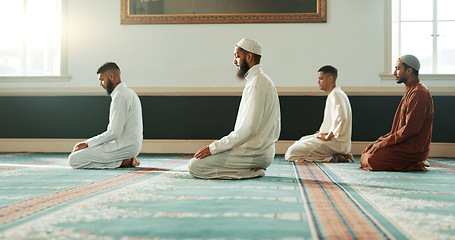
[360,55,434,171]
[285,65,353,163]
[188,38,281,179]
[69,62,143,169]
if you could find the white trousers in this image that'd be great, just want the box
[68,144,140,169]
[188,147,275,180]
[285,135,337,162]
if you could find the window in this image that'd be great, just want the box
[391,0,455,74]
[0,0,66,78]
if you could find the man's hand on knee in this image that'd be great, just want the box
[72,142,88,153]
[194,145,212,159]
[367,141,383,154]
[315,132,334,141]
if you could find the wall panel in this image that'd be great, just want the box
[1,95,452,143]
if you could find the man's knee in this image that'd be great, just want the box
[285,143,299,160]
[188,157,218,179]
[188,158,203,177]
[360,151,387,170]
[68,151,87,169]
[286,141,312,161]
[68,153,78,168]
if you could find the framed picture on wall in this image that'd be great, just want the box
[121,0,327,24]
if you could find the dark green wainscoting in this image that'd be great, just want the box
[0,96,453,142]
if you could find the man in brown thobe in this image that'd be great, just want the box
[360,55,434,171]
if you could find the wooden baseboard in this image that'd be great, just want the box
[0,139,454,158]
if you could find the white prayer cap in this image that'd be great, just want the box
[236,38,263,56]
[399,54,420,71]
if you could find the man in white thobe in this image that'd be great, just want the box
[69,62,143,169]
[188,38,281,179]
[285,65,353,163]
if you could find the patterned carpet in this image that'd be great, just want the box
[0,153,454,240]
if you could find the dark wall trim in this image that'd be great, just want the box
[0,96,453,142]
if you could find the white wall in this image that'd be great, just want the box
[0,0,387,89]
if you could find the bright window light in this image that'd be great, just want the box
[0,0,62,76]
[391,0,455,74]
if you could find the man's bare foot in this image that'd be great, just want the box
[251,167,266,172]
[417,161,430,171]
[345,153,354,162]
[132,157,140,166]
[420,160,430,167]
[120,157,140,168]
[335,153,355,163]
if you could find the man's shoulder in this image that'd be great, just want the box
[253,71,274,85]
[117,84,137,94]
[114,86,139,101]
[330,88,349,100]
[251,75,277,96]
[416,82,431,93]
[333,86,347,94]
[410,83,432,99]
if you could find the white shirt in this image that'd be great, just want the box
[86,82,143,151]
[209,64,281,154]
[319,86,352,153]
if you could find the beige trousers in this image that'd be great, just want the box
[188,147,275,180]
[285,135,337,162]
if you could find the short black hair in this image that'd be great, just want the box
[318,65,338,79]
[97,62,120,74]
[402,62,419,76]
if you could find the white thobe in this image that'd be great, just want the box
[69,83,143,169]
[188,64,281,179]
[285,87,352,162]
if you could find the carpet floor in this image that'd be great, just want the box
[0,153,454,240]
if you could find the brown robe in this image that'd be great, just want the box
[360,82,434,171]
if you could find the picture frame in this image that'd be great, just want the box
[121,0,327,24]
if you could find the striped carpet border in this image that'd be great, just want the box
[0,156,190,228]
[429,161,455,172]
[0,158,67,171]
[293,162,396,240]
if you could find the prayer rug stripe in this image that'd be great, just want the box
[316,163,410,240]
[294,162,395,240]
[0,158,67,171]
[429,162,455,172]
[0,156,189,228]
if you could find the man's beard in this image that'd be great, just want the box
[105,78,115,95]
[396,76,406,84]
[236,59,249,80]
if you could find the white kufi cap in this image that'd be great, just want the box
[400,54,420,71]
[236,38,263,55]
